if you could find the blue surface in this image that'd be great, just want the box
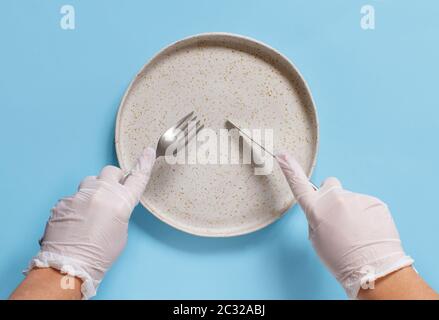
[1,0,438,299]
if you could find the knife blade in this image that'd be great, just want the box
[226,119,275,158]
[226,119,318,190]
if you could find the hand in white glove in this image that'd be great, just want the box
[276,151,413,298]
[26,147,156,299]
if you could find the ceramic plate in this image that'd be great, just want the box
[115,33,318,237]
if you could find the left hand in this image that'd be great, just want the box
[26,147,156,299]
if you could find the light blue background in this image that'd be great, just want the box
[1,0,438,299]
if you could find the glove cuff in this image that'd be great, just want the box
[343,253,414,299]
[24,251,99,300]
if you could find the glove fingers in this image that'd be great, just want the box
[320,177,342,190]
[123,147,156,202]
[276,151,315,202]
[78,176,97,190]
[98,165,124,183]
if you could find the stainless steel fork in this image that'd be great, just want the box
[155,110,204,158]
[123,111,204,180]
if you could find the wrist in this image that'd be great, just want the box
[335,246,414,299]
[358,266,439,300]
[10,267,82,300]
[25,250,99,299]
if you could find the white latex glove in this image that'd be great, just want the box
[276,151,413,298]
[25,147,156,299]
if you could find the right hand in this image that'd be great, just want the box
[276,151,414,298]
[27,147,156,299]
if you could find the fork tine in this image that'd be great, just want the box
[194,123,204,136]
[173,111,195,129]
[178,115,197,132]
[184,122,204,146]
[173,121,204,155]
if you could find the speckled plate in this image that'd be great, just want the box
[115,33,318,237]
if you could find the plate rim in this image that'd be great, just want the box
[115,32,320,237]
